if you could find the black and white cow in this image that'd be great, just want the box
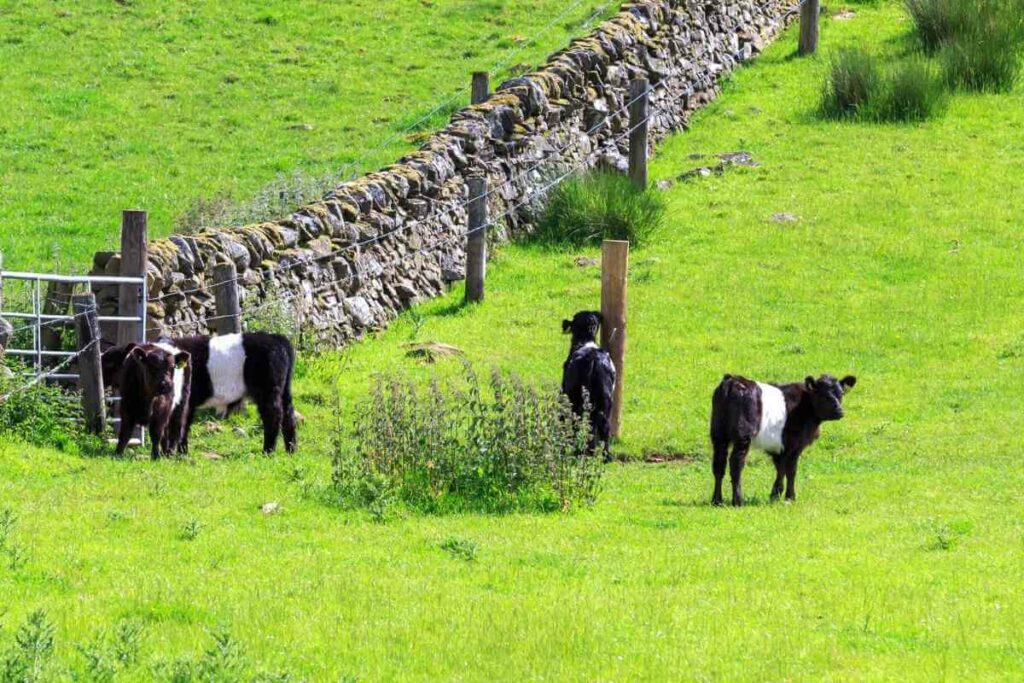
[709,373,857,506]
[561,310,616,461]
[104,332,297,454]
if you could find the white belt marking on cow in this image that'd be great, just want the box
[154,342,185,409]
[202,334,247,415]
[752,382,787,455]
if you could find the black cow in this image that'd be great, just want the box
[103,332,297,454]
[561,310,616,461]
[115,343,192,459]
[710,373,857,506]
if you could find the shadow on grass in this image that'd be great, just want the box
[660,494,776,509]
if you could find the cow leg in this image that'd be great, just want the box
[257,390,284,454]
[281,385,298,454]
[165,405,184,454]
[115,417,135,457]
[729,439,751,507]
[592,410,612,462]
[711,438,729,506]
[174,403,199,455]
[149,422,164,460]
[770,454,786,501]
[785,452,802,501]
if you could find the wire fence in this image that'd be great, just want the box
[162,83,668,334]
[2,0,796,397]
[149,0,774,329]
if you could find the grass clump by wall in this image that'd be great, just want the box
[331,362,604,516]
[820,48,946,122]
[905,0,1024,91]
[533,170,666,246]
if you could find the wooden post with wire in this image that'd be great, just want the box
[600,240,629,438]
[472,72,490,105]
[41,280,73,364]
[118,210,147,345]
[465,176,487,304]
[799,0,820,56]
[73,292,106,435]
[628,77,650,191]
[213,262,242,335]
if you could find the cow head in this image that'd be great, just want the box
[124,345,190,398]
[562,310,603,346]
[804,374,857,421]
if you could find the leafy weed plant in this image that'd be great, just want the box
[332,362,604,515]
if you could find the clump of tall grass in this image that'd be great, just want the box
[821,48,946,122]
[533,170,666,246]
[331,362,604,515]
[906,0,1024,91]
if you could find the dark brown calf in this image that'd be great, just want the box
[710,373,856,506]
[116,344,192,459]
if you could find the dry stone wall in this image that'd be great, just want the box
[90,0,794,345]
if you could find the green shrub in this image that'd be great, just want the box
[939,11,1024,91]
[905,0,969,51]
[821,49,946,123]
[331,362,604,515]
[533,170,665,246]
[906,0,1024,91]
[876,59,947,122]
[820,48,881,119]
[0,365,81,450]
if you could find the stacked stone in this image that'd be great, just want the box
[89,0,791,346]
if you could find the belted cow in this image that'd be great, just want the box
[710,373,857,506]
[103,332,297,455]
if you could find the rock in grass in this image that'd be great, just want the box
[676,151,760,182]
[403,341,465,363]
[260,502,280,514]
[770,212,799,223]
[574,256,599,268]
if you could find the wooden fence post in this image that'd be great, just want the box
[472,71,490,105]
[118,210,147,346]
[41,281,73,365]
[465,176,487,304]
[628,78,650,191]
[213,262,242,335]
[73,293,106,435]
[799,0,820,56]
[600,240,629,439]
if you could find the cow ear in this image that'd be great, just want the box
[840,375,857,392]
[562,319,572,333]
[174,351,191,370]
[805,376,816,390]
[130,346,147,362]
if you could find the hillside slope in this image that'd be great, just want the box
[0,0,609,270]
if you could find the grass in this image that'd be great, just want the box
[820,48,946,122]
[904,0,1024,91]
[532,169,667,246]
[3,2,1024,679]
[0,0,613,271]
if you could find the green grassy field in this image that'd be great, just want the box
[3,2,1024,680]
[0,0,610,271]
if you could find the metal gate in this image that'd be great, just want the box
[0,266,148,444]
